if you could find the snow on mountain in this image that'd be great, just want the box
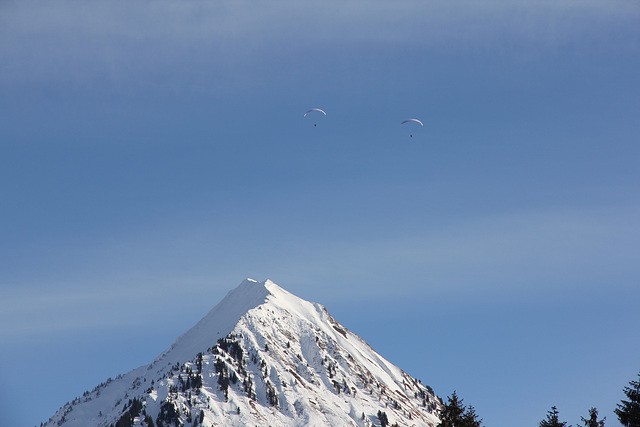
[44,279,442,427]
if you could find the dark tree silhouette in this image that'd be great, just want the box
[377,410,389,427]
[437,391,482,427]
[438,391,465,427]
[579,407,605,427]
[462,405,483,427]
[615,370,640,427]
[539,406,569,427]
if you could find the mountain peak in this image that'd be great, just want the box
[234,278,286,300]
[44,279,442,427]
[153,278,273,366]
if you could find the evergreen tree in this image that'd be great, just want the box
[377,410,389,427]
[615,370,640,427]
[266,380,279,407]
[437,391,483,427]
[437,391,465,427]
[462,405,483,427]
[144,414,155,427]
[156,401,180,427]
[539,406,569,427]
[579,407,605,427]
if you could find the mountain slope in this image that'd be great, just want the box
[44,279,442,427]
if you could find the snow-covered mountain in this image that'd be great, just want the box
[44,279,442,427]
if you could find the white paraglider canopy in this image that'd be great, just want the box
[304,108,327,117]
[401,119,423,126]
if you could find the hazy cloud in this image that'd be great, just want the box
[270,204,640,302]
[2,0,637,90]
[2,203,637,338]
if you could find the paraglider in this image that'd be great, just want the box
[401,118,424,138]
[304,108,326,127]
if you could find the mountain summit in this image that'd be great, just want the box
[45,279,442,426]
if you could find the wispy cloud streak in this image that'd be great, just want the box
[2,203,637,338]
[2,0,637,90]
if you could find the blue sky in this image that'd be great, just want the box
[1,1,639,426]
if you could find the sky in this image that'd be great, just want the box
[1,0,639,426]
